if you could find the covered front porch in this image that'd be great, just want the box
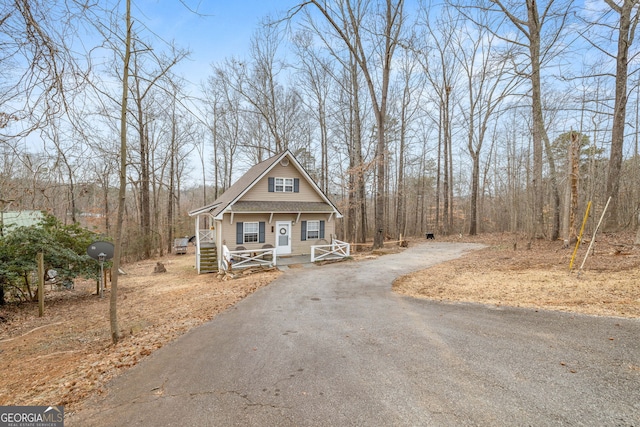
[189,202,350,274]
[188,214,350,274]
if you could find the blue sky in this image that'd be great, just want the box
[137,0,296,87]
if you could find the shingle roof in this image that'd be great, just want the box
[188,153,282,217]
[231,201,335,213]
[188,150,342,219]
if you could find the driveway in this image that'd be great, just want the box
[69,242,640,426]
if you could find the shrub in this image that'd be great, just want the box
[0,214,104,304]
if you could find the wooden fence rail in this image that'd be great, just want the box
[311,239,351,263]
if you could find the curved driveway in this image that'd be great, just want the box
[70,242,640,426]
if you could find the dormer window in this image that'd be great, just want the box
[275,177,294,192]
[268,177,300,193]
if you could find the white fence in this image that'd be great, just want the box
[311,239,350,263]
[221,246,277,271]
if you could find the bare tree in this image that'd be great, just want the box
[0,1,89,139]
[293,6,370,243]
[110,0,133,345]
[417,3,460,235]
[206,65,246,189]
[344,52,369,244]
[293,0,405,248]
[41,123,88,224]
[391,40,424,238]
[128,40,187,258]
[567,131,581,243]
[202,71,224,200]
[601,0,640,230]
[551,131,589,244]
[154,77,198,254]
[452,9,521,235]
[292,30,334,192]
[214,23,294,157]
[453,0,574,238]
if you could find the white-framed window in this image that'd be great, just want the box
[306,220,320,240]
[275,177,294,192]
[243,222,259,243]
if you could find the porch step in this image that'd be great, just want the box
[199,246,218,273]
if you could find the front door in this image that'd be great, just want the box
[275,221,291,255]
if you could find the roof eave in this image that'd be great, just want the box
[188,202,222,217]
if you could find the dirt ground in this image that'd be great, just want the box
[1,233,639,415]
[0,247,279,413]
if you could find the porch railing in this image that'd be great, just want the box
[198,229,215,243]
[311,239,350,263]
[221,246,277,271]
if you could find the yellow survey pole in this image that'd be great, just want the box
[579,196,612,273]
[569,201,591,271]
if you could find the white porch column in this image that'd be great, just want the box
[216,219,223,270]
[195,215,201,274]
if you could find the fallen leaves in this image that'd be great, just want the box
[0,249,280,412]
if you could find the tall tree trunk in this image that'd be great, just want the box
[347,53,366,244]
[435,102,442,232]
[469,150,479,236]
[395,57,416,238]
[210,100,219,201]
[347,145,357,243]
[374,108,386,246]
[167,106,176,254]
[132,60,151,259]
[139,119,151,258]
[528,1,545,238]
[569,131,580,243]
[604,0,637,231]
[396,128,406,238]
[543,132,561,241]
[111,0,132,345]
[103,174,110,234]
[442,85,451,235]
[319,105,328,193]
[448,114,454,233]
[478,0,562,238]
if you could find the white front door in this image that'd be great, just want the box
[275,221,291,255]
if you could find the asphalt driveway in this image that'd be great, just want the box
[69,242,640,426]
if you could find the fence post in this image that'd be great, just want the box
[37,252,44,317]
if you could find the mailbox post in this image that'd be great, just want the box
[87,241,115,299]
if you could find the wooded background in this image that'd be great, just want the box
[2,0,640,262]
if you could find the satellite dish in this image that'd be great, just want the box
[87,241,115,261]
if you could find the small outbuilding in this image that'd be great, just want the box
[1,210,43,235]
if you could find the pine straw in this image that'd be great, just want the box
[394,232,640,318]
